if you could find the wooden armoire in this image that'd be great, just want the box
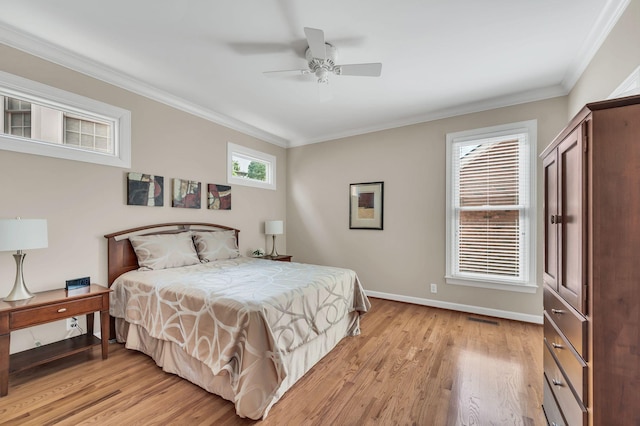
[541,95,640,426]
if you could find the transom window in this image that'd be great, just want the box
[227,142,276,190]
[445,120,537,293]
[0,71,131,168]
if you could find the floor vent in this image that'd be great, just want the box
[467,316,499,325]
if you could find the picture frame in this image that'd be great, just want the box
[172,178,201,209]
[127,172,164,206]
[349,181,383,230]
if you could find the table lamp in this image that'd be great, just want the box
[0,218,48,301]
[265,220,283,257]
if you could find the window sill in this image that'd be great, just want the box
[445,276,538,294]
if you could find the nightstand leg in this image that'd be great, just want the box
[0,333,9,397]
[86,312,95,336]
[100,310,109,360]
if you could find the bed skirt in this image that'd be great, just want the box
[116,312,359,419]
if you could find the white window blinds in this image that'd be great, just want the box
[450,132,530,284]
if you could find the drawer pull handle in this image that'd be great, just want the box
[552,423,559,426]
[552,378,563,387]
[551,308,564,315]
[551,342,563,350]
[57,308,67,313]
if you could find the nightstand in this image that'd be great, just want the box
[262,255,292,262]
[0,284,111,397]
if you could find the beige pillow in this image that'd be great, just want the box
[129,232,200,270]
[192,230,239,262]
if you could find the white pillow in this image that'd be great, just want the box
[192,230,239,262]
[129,232,200,270]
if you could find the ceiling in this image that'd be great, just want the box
[0,1,630,147]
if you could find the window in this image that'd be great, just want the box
[445,120,537,293]
[0,71,131,168]
[227,142,276,190]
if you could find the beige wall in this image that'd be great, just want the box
[0,45,287,353]
[287,0,640,323]
[568,0,640,114]
[287,97,567,321]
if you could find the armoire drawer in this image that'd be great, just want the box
[543,375,567,426]
[544,285,587,358]
[544,312,587,402]
[544,344,587,426]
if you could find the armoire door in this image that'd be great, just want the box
[557,125,586,314]
[542,149,558,291]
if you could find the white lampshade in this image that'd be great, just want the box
[0,219,48,251]
[265,220,283,235]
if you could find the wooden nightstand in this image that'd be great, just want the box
[262,255,292,262]
[0,284,111,397]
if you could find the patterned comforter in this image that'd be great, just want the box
[109,257,370,419]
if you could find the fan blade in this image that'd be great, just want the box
[304,27,326,60]
[336,63,382,77]
[263,69,311,75]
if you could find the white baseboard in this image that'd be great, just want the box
[365,290,543,324]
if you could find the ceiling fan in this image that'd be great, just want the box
[265,27,382,84]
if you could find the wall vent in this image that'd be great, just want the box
[467,316,499,326]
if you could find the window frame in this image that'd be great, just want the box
[227,142,276,190]
[0,70,131,168]
[445,120,537,293]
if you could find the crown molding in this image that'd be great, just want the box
[0,23,289,148]
[288,84,567,147]
[561,0,631,90]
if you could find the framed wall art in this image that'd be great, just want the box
[349,181,383,230]
[208,184,231,210]
[127,172,163,206]
[172,178,201,209]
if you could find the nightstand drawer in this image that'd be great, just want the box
[544,344,587,426]
[544,312,587,402]
[10,296,104,329]
[544,285,587,358]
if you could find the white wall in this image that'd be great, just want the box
[0,44,287,353]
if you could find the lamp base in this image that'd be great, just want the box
[268,235,279,257]
[4,252,35,302]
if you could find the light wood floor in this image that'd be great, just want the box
[0,298,544,425]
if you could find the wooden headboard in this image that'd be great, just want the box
[104,222,240,286]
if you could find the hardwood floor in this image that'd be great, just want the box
[0,298,544,425]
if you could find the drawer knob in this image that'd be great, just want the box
[57,308,67,313]
[551,342,563,350]
[551,308,564,315]
[552,378,563,387]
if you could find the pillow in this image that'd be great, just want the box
[129,231,200,270]
[192,230,240,262]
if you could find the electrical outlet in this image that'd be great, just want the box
[66,317,78,330]
[430,283,438,294]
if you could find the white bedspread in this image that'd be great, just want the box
[109,257,370,419]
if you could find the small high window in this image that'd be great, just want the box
[227,142,276,190]
[0,71,131,168]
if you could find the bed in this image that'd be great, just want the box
[104,222,370,420]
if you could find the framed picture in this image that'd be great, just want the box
[172,178,201,209]
[127,172,163,206]
[207,184,231,210]
[349,182,383,230]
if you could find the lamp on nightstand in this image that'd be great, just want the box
[265,220,283,257]
[0,218,48,301]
